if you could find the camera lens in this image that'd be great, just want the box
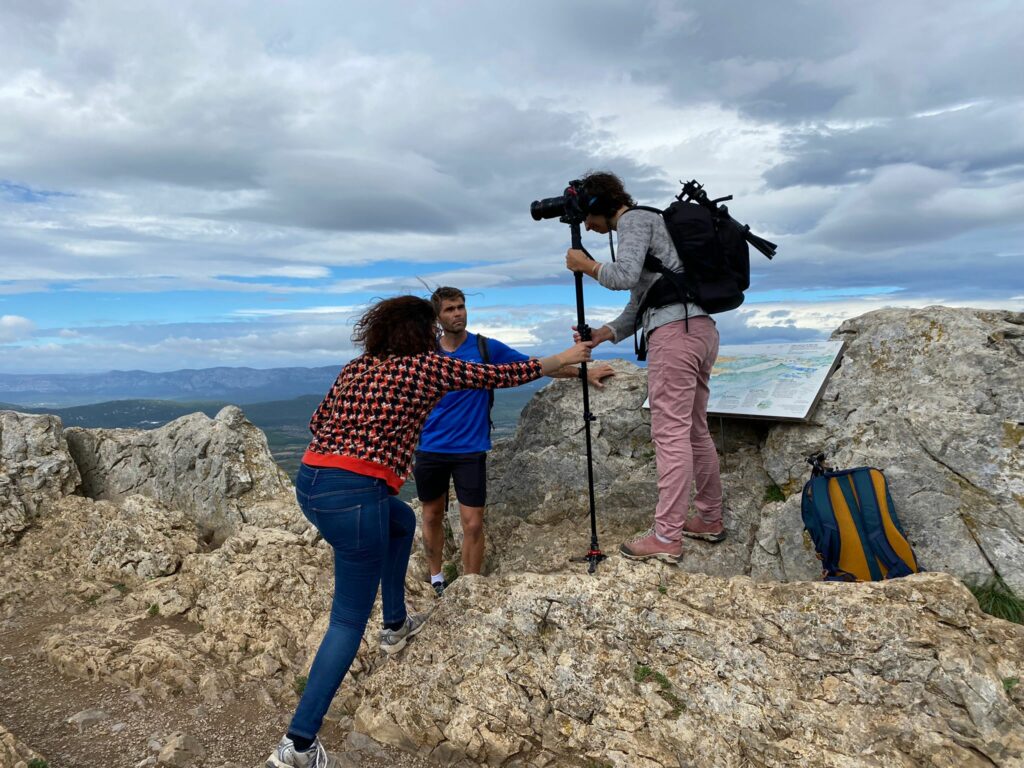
[530,196,567,221]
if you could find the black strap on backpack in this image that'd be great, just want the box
[477,333,495,434]
[626,205,698,361]
[625,181,776,361]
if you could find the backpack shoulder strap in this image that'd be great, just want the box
[850,469,915,577]
[808,475,842,576]
[476,334,495,433]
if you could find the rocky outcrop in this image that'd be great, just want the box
[8,507,432,710]
[1,306,1022,767]
[486,361,768,579]
[0,410,80,545]
[0,722,44,768]
[65,405,297,537]
[356,561,1024,767]
[0,495,201,620]
[488,307,1024,591]
[759,307,1024,592]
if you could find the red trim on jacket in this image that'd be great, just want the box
[301,451,402,494]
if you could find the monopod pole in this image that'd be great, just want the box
[567,220,607,574]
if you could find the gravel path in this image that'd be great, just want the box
[0,612,435,768]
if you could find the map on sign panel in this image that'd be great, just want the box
[706,340,845,421]
[643,340,845,422]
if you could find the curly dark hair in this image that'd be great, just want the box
[580,170,636,217]
[430,286,465,315]
[352,295,438,356]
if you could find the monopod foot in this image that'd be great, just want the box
[570,548,608,574]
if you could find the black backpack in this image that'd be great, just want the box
[631,180,775,359]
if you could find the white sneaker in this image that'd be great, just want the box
[378,611,430,654]
[265,735,336,768]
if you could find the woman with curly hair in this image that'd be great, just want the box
[267,295,592,768]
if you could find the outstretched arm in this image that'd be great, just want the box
[547,361,616,389]
[432,342,593,391]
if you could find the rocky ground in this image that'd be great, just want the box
[1,306,1023,767]
[0,608,435,768]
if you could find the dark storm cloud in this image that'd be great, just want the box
[765,103,1024,189]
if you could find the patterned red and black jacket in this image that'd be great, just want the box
[302,352,543,493]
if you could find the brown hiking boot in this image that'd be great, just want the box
[619,529,683,564]
[682,516,727,543]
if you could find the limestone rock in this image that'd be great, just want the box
[488,308,1024,592]
[487,361,777,578]
[0,495,201,619]
[0,722,44,768]
[64,405,299,537]
[157,731,205,767]
[87,495,202,580]
[762,307,1024,592]
[66,708,110,733]
[0,410,80,545]
[356,561,1024,767]
[31,515,433,706]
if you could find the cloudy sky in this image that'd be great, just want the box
[1,0,1022,373]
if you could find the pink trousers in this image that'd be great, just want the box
[646,316,723,541]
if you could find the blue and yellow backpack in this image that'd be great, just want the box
[801,453,922,582]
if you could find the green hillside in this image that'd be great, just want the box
[3,383,544,488]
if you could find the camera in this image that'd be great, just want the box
[530,180,589,223]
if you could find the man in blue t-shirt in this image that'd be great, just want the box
[414,286,614,594]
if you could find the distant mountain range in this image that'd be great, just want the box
[0,366,342,407]
[0,378,545,483]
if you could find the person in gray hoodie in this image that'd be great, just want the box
[565,171,726,564]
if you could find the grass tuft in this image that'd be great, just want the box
[294,674,308,695]
[967,577,1024,625]
[633,664,685,717]
[442,561,459,585]
[147,603,160,617]
[763,483,786,503]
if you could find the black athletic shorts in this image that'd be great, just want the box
[412,450,487,507]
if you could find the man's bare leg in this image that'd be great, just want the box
[421,495,447,578]
[459,504,485,575]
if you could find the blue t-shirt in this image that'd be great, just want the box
[417,332,530,454]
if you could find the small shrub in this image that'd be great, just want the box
[763,483,786,503]
[1004,677,1020,694]
[28,760,49,768]
[442,561,459,585]
[294,674,308,695]
[657,586,668,595]
[651,671,672,691]
[147,603,160,617]
[967,577,1024,625]
[634,664,684,717]
[112,582,130,594]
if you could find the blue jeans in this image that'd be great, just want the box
[288,464,416,739]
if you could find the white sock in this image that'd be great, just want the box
[655,532,674,545]
[431,572,445,585]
